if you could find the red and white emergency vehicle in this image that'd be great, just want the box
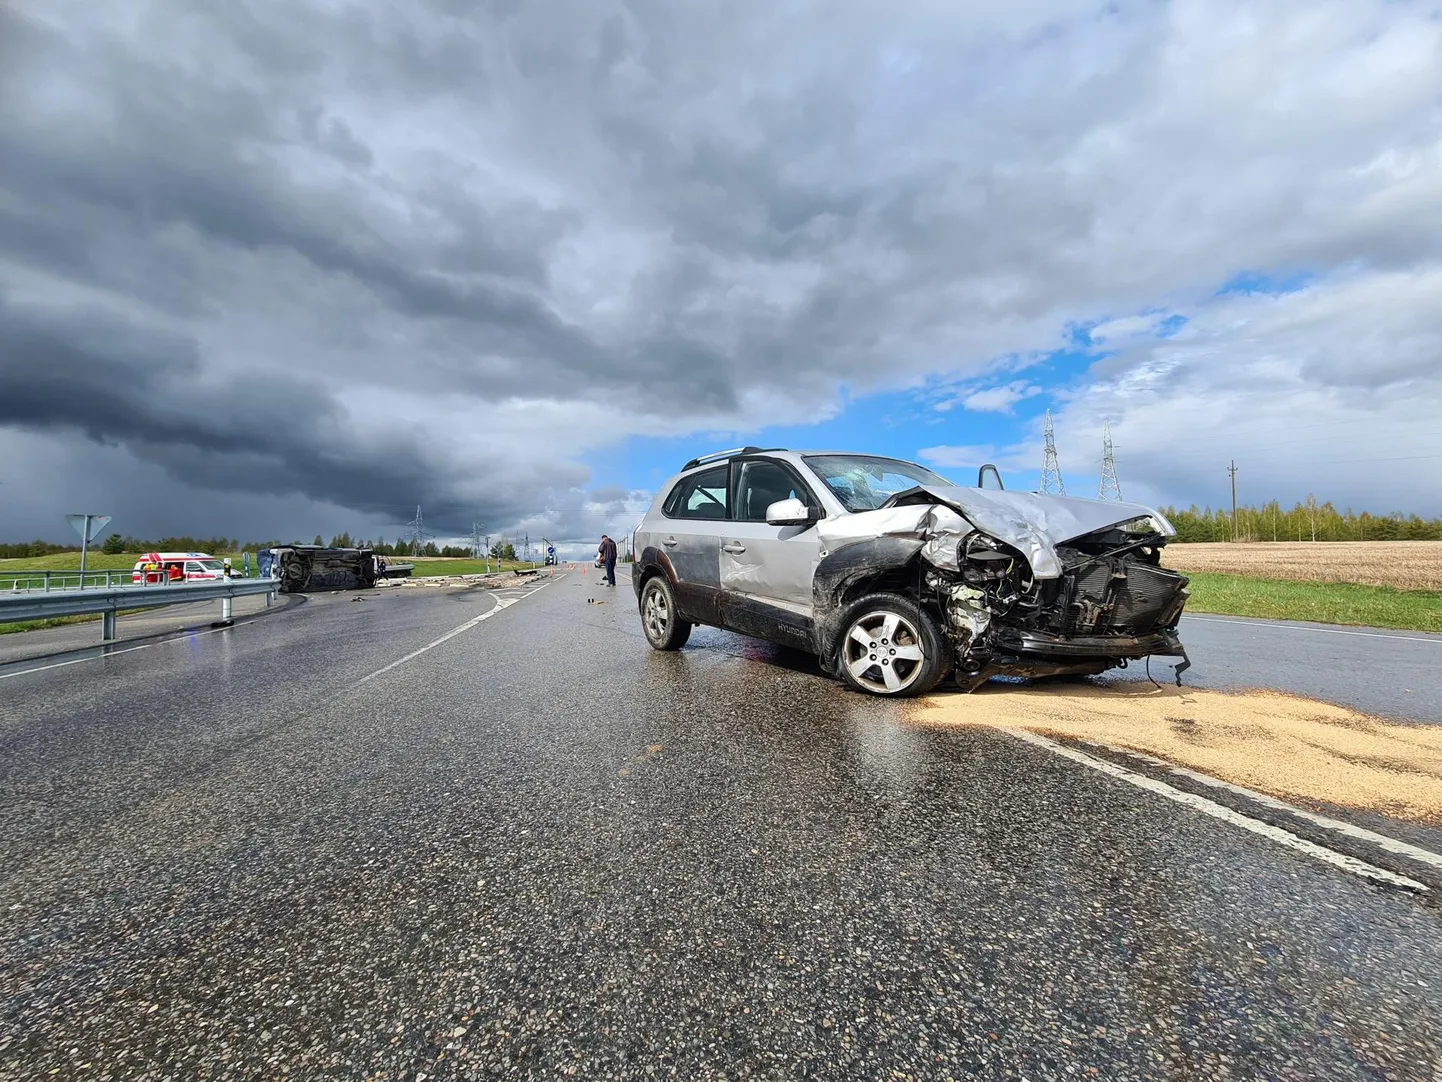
[131,552,232,585]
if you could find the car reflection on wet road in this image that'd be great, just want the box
[1,574,1439,1080]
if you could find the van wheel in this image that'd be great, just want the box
[836,593,950,697]
[641,576,692,651]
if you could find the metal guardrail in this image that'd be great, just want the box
[1,567,184,592]
[0,577,279,641]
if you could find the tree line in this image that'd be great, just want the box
[1159,500,1442,543]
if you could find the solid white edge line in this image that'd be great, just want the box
[0,641,157,680]
[1088,742,1442,873]
[354,580,553,686]
[0,615,252,681]
[1003,727,1428,893]
[1182,614,1442,645]
[2,576,558,684]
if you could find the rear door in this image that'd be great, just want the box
[655,464,730,625]
[717,457,824,646]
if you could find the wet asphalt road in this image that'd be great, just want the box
[2,573,1441,1080]
[1140,613,1442,724]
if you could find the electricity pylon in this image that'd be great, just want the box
[1039,409,1066,495]
[1098,422,1123,501]
[408,505,425,551]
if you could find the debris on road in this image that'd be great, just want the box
[916,682,1442,822]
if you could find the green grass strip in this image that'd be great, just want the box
[1183,571,1442,633]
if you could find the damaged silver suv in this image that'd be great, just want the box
[632,448,1190,697]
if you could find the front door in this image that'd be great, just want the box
[718,458,823,644]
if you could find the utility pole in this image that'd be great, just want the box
[1227,461,1239,542]
[1039,409,1066,496]
[1098,422,1122,501]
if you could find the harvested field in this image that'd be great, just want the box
[916,682,1442,822]
[1164,540,1442,591]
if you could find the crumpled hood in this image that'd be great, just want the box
[884,486,1175,579]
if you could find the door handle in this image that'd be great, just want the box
[662,537,678,548]
[722,542,747,554]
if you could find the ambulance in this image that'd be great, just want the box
[131,552,231,585]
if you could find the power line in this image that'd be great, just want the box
[1098,422,1122,501]
[1039,409,1065,495]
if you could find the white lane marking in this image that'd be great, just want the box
[1091,742,1442,873]
[0,577,559,684]
[1003,727,1428,893]
[0,617,249,681]
[0,641,157,680]
[354,581,552,686]
[1183,614,1442,645]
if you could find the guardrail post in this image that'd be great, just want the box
[101,610,117,641]
[222,596,233,622]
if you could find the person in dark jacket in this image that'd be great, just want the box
[599,534,617,586]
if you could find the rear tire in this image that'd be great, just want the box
[640,576,692,651]
[836,593,950,697]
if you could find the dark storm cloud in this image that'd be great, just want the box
[0,295,584,533]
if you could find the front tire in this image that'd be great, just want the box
[836,593,949,697]
[640,576,692,651]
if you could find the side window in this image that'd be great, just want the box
[664,465,730,520]
[734,460,811,523]
[185,562,203,574]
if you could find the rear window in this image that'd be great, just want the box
[664,465,730,520]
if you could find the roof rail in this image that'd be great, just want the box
[682,445,764,471]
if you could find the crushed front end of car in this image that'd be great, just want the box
[815,487,1191,691]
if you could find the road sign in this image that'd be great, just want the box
[67,514,111,543]
[66,514,112,583]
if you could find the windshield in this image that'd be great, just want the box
[803,455,953,513]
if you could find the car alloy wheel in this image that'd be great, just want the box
[841,609,928,695]
[640,576,692,651]
[644,584,671,642]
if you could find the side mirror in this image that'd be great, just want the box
[766,498,814,526]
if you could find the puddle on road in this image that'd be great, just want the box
[914,681,1442,823]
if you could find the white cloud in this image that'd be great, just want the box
[1087,314,1169,344]
[960,382,1042,414]
[916,445,999,470]
[1048,267,1442,515]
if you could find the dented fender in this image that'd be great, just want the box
[812,535,926,669]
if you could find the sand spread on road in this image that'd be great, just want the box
[914,681,1442,822]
